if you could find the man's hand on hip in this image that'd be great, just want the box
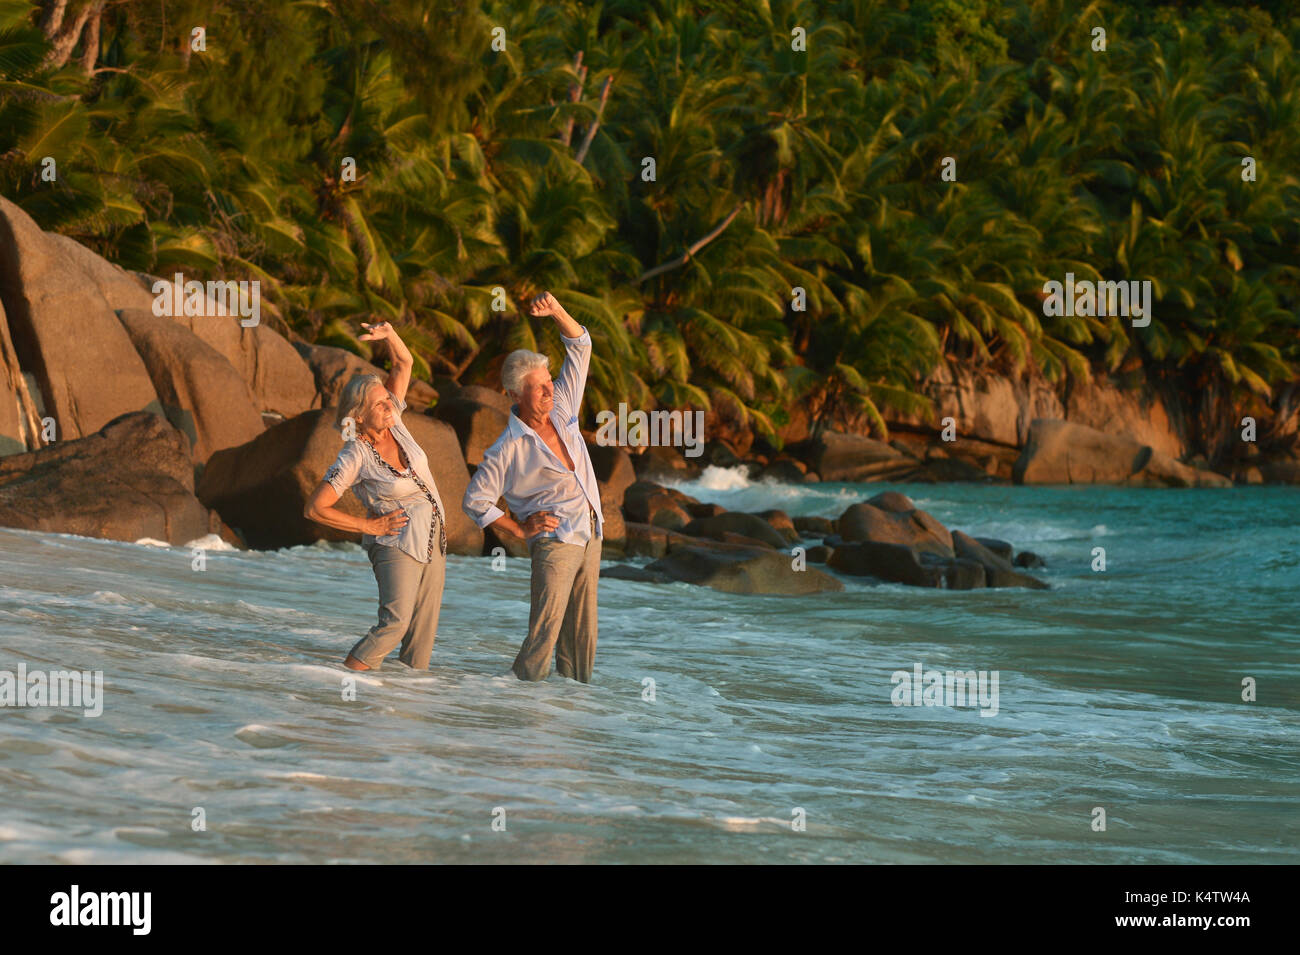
[522,511,560,538]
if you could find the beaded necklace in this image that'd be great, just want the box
[359,431,447,558]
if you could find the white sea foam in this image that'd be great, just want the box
[693,464,753,491]
[184,532,240,551]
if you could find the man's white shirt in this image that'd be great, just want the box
[462,327,604,544]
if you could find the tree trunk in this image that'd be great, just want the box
[77,3,104,76]
[39,0,97,71]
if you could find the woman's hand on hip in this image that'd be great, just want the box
[365,508,409,536]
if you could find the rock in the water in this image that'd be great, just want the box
[809,430,913,482]
[756,458,807,484]
[936,555,987,590]
[903,456,1001,483]
[828,540,944,587]
[0,412,234,546]
[865,491,916,513]
[197,408,482,554]
[646,542,843,595]
[1014,550,1046,569]
[600,564,675,584]
[623,480,697,527]
[631,444,700,481]
[622,521,689,559]
[793,515,835,538]
[589,444,636,508]
[681,511,788,549]
[756,508,800,545]
[1258,454,1300,484]
[951,530,1049,589]
[1014,419,1231,487]
[836,500,954,557]
[804,544,832,564]
[703,439,741,468]
[974,537,1014,561]
[484,517,529,558]
[599,498,626,556]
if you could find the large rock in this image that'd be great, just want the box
[836,495,954,557]
[44,233,157,313]
[1064,376,1186,460]
[921,364,1021,446]
[0,412,234,545]
[292,342,385,408]
[587,435,636,554]
[589,443,636,509]
[0,196,163,441]
[433,395,508,467]
[808,430,914,482]
[455,384,511,415]
[117,309,265,463]
[757,509,800,545]
[137,275,317,421]
[793,515,835,538]
[623,480,698,526]
[484,513,529,559]
[645,542,843,595]
[197,408,483,554]
[826,539,1031,591]
[681,511,788,549]
[886,362,1064,447]
[828,540,945,587]
[631,444,701,481]
[756,458,808,484]
[1014,419,1231,487]
[0,296,43,456]
[622,522,694,559]
[1258,453,1300,484]
[951,530,1049,590]
[599,494,626,556]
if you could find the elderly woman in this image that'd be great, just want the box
[303,322,448,672]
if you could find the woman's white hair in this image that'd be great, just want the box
[501,349,550,395]
[336,372,385,430]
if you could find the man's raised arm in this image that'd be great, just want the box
[526,291,589,421]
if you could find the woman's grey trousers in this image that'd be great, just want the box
[349,541,446,669]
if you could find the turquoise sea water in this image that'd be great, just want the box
[1,472,1297,863]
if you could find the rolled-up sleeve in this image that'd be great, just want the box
[463,441,509,528]
[323,443,362,496]
[552,326,591,422]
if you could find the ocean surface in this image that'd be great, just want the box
[1,470,1297,864]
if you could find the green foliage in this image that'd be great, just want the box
[1,0,1297,451]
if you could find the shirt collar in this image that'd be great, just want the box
[508,405,562,440]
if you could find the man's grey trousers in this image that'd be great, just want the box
[350,541,446,670]
[515,511,601,682]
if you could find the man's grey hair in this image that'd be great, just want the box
[336,372,385,430]
[501,349,550,395]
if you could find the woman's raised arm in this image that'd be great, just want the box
[360,321,414,406]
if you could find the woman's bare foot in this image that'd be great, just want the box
[343,654,371,671]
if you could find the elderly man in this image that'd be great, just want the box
[463,291,605,682]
